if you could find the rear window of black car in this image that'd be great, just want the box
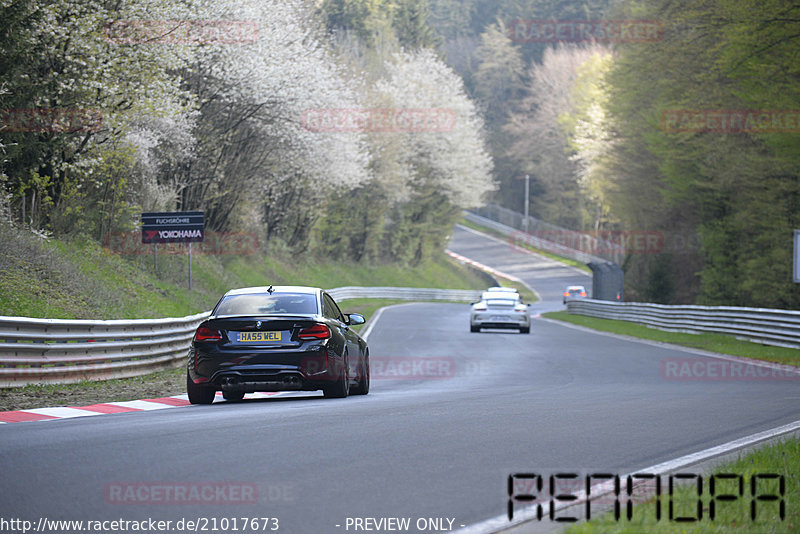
[214,293,318,316]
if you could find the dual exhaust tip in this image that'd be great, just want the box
[219,375,301,389]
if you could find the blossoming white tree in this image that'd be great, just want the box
[1,0,495,259]
[179,0,370,238]
[375,48,495,208]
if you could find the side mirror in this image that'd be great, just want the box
[346,313,365,326]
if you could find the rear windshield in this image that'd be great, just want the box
[214,293,318,316]
[483,292,519,301]
[486,299,517,307]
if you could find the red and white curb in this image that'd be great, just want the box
[445,249,524,284]
[446,248,542,302]
[0,392,282,424]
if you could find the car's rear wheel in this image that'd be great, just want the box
[470,325,480,333]
[187,371,216,404]
[352,353,370,395]
[520,326,530,334]
[222,391,245,402]
[324,354,350,398]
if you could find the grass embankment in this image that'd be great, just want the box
[567,436,800,533]
[0,224,492,410]
[458,216,592,273]
[543,311,800,367]
[0,223,489,320]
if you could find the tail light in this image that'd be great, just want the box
[194,326,222,342]
[563,292,570,297]
[580,292,587,297]
[514,304,527,312]
[298,324,331,340]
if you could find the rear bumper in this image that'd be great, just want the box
[212,367,314,392]
[470,313,530,329]
[188,345,342,392]
[472,321,528,329]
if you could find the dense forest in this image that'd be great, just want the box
[1,0,799,308]
[426,0,800,308]
[0,0,494,266]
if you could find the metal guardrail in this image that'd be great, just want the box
[566,298,800,349]
[0,287,482,387]
[0,312,211,387]
[464,211,610,265]
[328,287,482,302]
[467,205,625,265]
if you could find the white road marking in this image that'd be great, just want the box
[445,249,542,302]
[20,407,102,419]
[109,400,178,411]
[360,306,386,341]
[360,302,420,342]
[456,224,592,278]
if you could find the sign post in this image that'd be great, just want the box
[188,242,193,290]
[142,211,205,289]
[523,174,530,233]
[794,230,800,283]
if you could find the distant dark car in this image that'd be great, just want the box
[562,285,588,304]
[187,286,369,404]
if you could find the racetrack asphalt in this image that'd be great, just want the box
[1,225,797,534]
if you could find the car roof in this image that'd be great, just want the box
[223,286,320,296]
[487,286,518,292]
[566,285,586,290]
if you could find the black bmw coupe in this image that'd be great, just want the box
[187,286,369,404]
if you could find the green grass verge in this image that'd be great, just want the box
[543,311,800,367]
[0,223,488,320]
[566,436,800,533]
[459,216,592,273]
